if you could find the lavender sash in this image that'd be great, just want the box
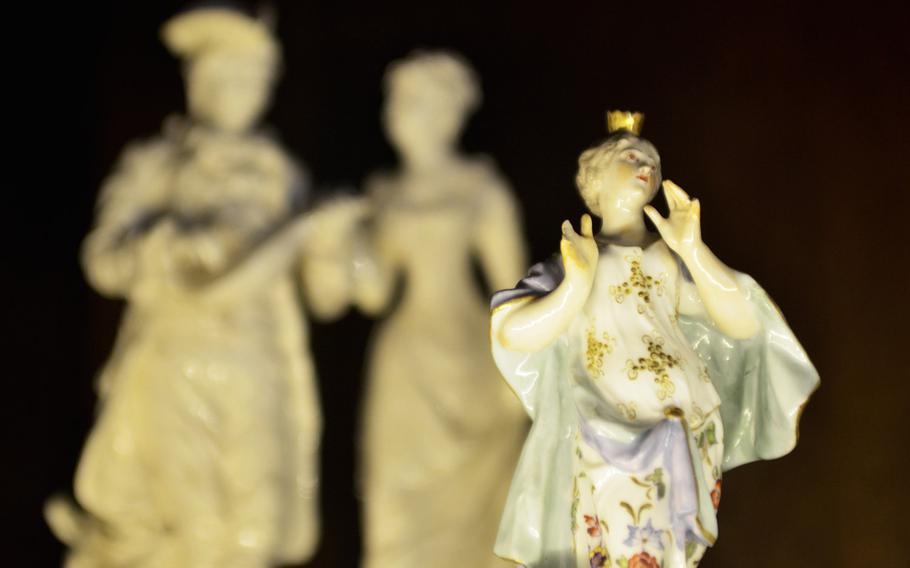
[579,415,714,549]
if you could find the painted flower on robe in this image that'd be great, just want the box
[628,551,660,568]
[623,518,664,551]
[584,514,602,537]
[588,545,608,568]
[711,479,722,510]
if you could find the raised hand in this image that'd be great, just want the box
[496,214,598,351]
[560,213,599,281]
[644,180,702,258]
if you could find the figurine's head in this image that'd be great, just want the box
[162,7,280,134]
[382,50,480,167]
[576,131,661,217]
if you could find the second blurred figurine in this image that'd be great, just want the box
[302,51,530,567]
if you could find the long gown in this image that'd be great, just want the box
[57,117,321,568]
[360,159,528,568]
[490,239,818,568]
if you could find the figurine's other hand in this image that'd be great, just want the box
[173,230,231,276]
[644,180,702,259]
[560,213,598,284]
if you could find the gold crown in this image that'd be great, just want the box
[606,110,644,135]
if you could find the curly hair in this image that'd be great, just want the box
[575,132,660,215]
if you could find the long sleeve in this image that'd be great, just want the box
[678,272,820,471]
[81,138,175,298]
[489,258,577,566]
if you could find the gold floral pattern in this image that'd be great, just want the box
[617,402,638,421]
[625,335,680,400]
[609,256,667,313]
[586,323,616,377]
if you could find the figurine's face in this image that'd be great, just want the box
[186,51,276,133]
[589,138,661,214]
[384,83,465,165]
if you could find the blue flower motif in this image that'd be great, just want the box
[623,519,664,551]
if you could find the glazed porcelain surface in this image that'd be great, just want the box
[490,112,819,568]
[46,8,323,567]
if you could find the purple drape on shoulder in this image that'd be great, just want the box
[491,255,564,310]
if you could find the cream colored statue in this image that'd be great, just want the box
[490,112,819,567]
[45,8,325,567]
[302,51,529,567]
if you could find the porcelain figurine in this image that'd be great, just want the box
[303,50,530,567]
[45,8,323,567]
[490,112,819,567]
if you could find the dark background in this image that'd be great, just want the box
[10,0,910,566]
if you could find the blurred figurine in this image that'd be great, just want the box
[490,112,819,567]
[46,7,323,567]
[303,51,529,567]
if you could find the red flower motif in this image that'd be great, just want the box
[711,479,722,510]
[629,551,660,568]
[583,514,601,537]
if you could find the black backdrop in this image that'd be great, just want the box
[11,1,910,566]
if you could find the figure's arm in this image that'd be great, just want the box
[193,147,317,304]
[496,214,598,352]
[298,196,370,320]
[472,175,528,291]
[349,216,399,316]
[645,180,759,339]
[192,214,313,305]
[344,180,400,316]
[81,141,173,297]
